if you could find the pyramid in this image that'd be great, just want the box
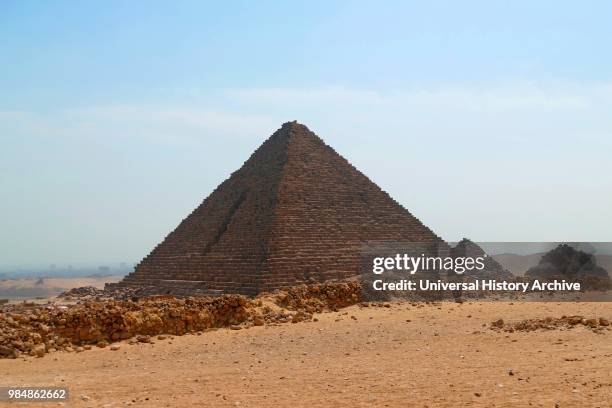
[111,122,443,296]
[450,239,513,280]
[525,244,610,280]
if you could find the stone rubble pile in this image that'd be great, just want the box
[271,280,361,313]
[490,315,611,333]
[0,281,363,359]
[60,286,101,296]
[59,286,163,302]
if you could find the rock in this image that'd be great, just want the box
[75,347,85,353]
[157,335,166,340]
[32,344,46,357]
[291,311,311,324]
[97,341,109,348]
[110,345,120,351]
[0,345,18,358]
[491,319,504,329]
[136,335,151,343]
[599,317,610,326]
[230,325,242,330]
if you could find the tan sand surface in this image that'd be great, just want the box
[0,276,122,300]
[1,301,611,407]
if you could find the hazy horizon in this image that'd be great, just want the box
[1,1,611,268]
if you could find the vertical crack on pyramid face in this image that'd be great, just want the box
[111,122,444,296]
[201,189,249,256]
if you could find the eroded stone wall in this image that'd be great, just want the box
[0,281,362,359]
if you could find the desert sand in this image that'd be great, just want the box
[1,301,611,407]
[0,276,123,301]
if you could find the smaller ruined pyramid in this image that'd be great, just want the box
[450,239,513,280]
[112,122,443,295]
[526,244,610,280]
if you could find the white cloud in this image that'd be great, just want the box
[3,81,611,146]
[0,106,282,147]
[226,82,609,112]
[64,105,279,135]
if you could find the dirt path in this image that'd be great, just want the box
[1,301,611,407]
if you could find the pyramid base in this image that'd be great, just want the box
[105,279,224,297]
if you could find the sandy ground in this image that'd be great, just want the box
[1,301,611,408]
[0,276,122,300]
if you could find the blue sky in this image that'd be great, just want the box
[1,1,611,268]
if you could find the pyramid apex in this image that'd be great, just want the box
[281,120,306,130]
[279,121,319,140]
